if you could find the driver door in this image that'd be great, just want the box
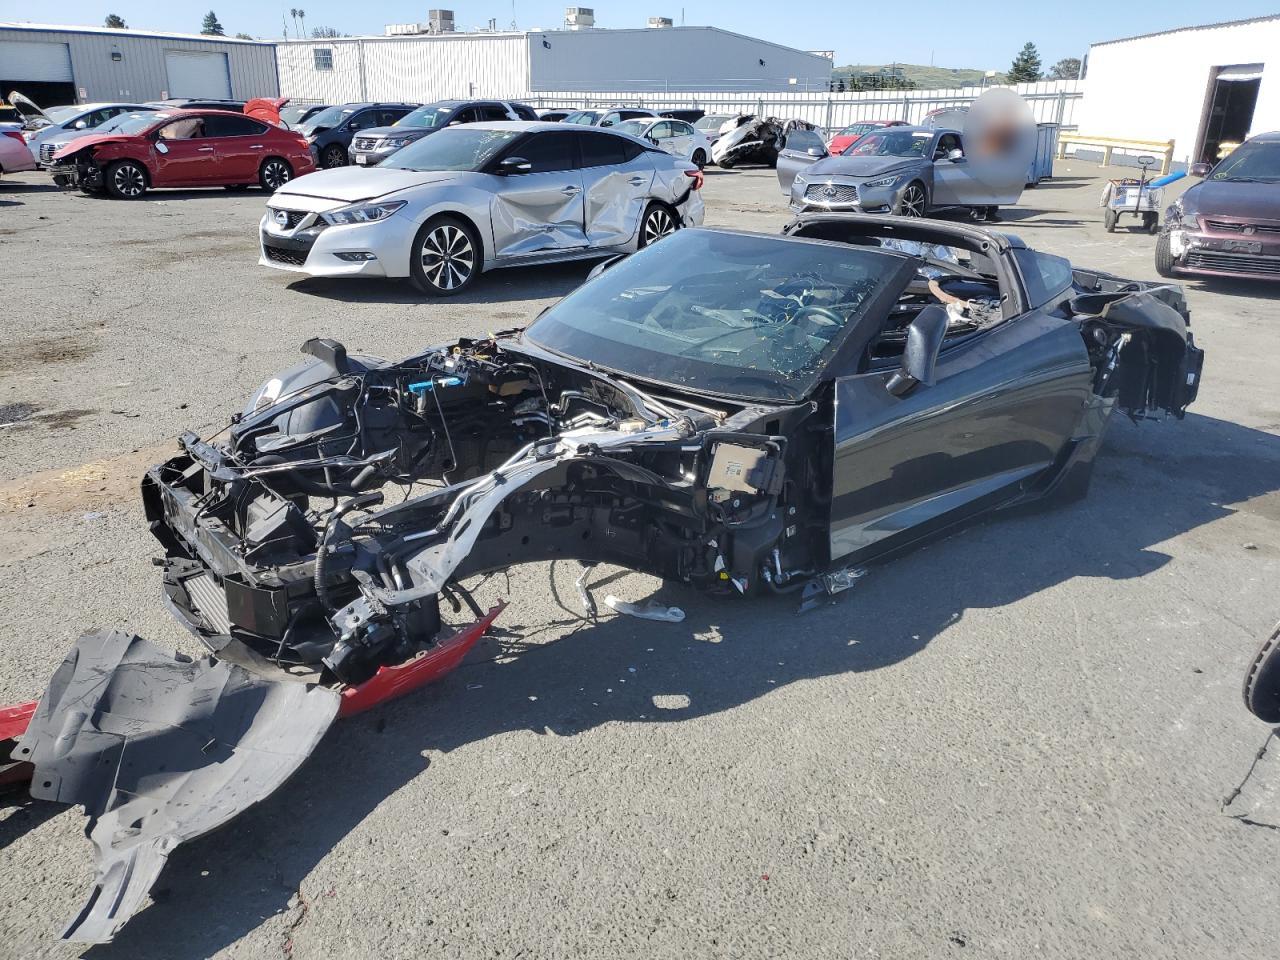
[151,116,216,185]
[776,128,828,194]
[828,302,1094,566]
[489,131,588,259]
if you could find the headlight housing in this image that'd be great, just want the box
[794,175,807,186]
[321,200,407,226]
[864,175,900,188]
[380,136,416,149]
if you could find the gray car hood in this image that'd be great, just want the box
[805,155,921,180]
[278,166,461,203]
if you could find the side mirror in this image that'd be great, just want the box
[155,141,169,154]
[646,135,659,145]
[806,146,826,158]
[947,148,965,162]
[496,156,531,175]
[886,304,949,397]
[1188,162,1211,177]
[73,119,88,130]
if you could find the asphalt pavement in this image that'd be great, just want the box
[0,159,1277,960]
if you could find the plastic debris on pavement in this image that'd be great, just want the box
[603,596,686,622]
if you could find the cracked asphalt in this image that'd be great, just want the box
[1,159,1278,960]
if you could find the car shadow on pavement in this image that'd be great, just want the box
[287,260,598,306]
[1191,277,1280,301]
[59,411,1280,959]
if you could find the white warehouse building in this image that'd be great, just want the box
[276,26,834,104]
[1079,14,1280,166]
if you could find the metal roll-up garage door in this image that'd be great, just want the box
[0,41,73,82]
[164,50,232,98]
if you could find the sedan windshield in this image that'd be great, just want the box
[385,127,520,171]
[847,130,932,158]
[524,230,906,402]
[837,122,874,137]
[45,106,82,124]
[695,115,732,131]
[1212,140,1280,181]
[279,104,323,126]
[296,106,356,134]
[396,103,455,128]
[102,112,165,135]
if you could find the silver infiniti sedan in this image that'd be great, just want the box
[259,122,705,296]
[777,126,1025,220]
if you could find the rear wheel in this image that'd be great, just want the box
[692,149,706,169]
[1154,231,1177,278]
[321,144,346,169]
[1104,208,1119,232]
[895,182,926,218]
[259,157,293,191]
[105,160,147,199]
[639,202,677,247]
[410,216,480,297]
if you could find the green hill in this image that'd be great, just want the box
[834,63,1007,90]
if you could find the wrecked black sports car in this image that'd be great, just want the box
[7,214,1203,942]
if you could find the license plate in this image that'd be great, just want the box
[355,154,368,165]
[1223,239,1262,254]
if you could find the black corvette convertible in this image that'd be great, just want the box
[6,214,1203,942]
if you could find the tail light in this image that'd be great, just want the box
[684,167,704,190]
[3,131,26,144]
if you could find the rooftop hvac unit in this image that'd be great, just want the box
[385,22,426,35]
[428,9,456,32]
[565,6,595,29]
[647,17,673,28]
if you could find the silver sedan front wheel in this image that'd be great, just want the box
[640,203,677,247]
[896,183,926,218]
[410,217,479,296]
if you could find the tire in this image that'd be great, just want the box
[717,159,735,169]
[1104,208,1118,232]
[1243,620,1280,723]
[1154,231,1177,278]
[409,216,481,297]
[259,157,293,191]
[984,205,1000,222]
[692,149,706,169]
[53,174,71,188]
[895,182,926,218]
[1143,211,1159,234]
[321,144,347,169]
[105,159,147,199]
[638,202,678,248]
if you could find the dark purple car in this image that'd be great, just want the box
[1157,132,1280,281]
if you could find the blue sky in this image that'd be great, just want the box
[6,1,1277,68]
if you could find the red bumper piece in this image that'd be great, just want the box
[337,603,505,718]
[0,699,38,789]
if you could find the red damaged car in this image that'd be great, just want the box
[49,107,315,199]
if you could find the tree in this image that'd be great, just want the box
[289,8,299,37]
[311,26,343,38]
[297,9,306,36]
[201,10,225,35]
[104,13,127,28]
[235,32,254,39]
[1049,56,1081,81]
[1006,42,1042,83]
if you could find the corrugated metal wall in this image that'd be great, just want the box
[526,27,834,93]
[276,35,528,104]
[0,26,277,102]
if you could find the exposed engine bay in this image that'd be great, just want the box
[145,335,810,689]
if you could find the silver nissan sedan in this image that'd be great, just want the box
[260,122,705,296]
